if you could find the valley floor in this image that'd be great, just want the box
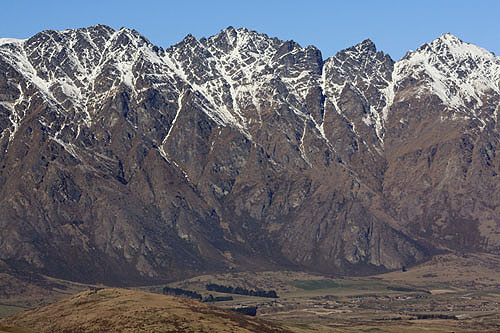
[2,253,500,332]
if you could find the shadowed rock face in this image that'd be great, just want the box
[0,26,499,284]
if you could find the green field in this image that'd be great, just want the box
[288,279,340,290]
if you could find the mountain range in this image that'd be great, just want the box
[0,25,499,284]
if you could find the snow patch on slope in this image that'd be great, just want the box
[0,38,25,46]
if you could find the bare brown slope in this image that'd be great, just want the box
[2,288,290,333]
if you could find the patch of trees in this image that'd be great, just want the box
[387,286,431,294]
[231,306,257,316]
[162,286,202,300]
[205,283,278,298]
[413,313,458,320]
[202,294,234,302]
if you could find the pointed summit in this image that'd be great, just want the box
[172,33,200,50]
[336,38,377,58]
[88,24,115,32]
[424,32,464,53]
[413,32,497,61]
[435,32,463,44]
[357,38,377,52]
[222,25,237,46]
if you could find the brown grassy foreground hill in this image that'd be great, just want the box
[1,288,291,333]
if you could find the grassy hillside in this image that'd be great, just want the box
[1,288,290,332]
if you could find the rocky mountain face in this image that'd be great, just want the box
[0,25,499,284]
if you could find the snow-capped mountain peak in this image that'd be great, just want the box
[424,33,491,59]
[391,33,500,128]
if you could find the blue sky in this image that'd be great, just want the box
[1,0,499,60]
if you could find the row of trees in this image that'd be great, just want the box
[387,286,431,294]
[162,286,202,300]
[205,283,278,298]
[162,286,235,303]
[202,294,234,302]
[414,314,458,320]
